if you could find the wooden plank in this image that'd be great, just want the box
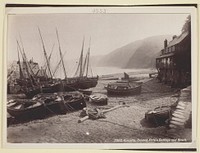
[177,102,186,107]
[174,109,185,114]
[170,120,184,126]
[175,110,190,116]
[171,117,186,123]
[176,105,185,110]
[172,113,186,119]
[169,124,178,129]
[173,111,185,116]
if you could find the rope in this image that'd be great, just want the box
[64,101,75,112]
[43,102,58,115]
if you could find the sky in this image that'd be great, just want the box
[7,13,189,67]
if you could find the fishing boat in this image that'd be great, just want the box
[105,80,142,96]
[76,76,98,89]
[73,37,98,89]
[7,97,66,120]
[22,86,41,99]
[19,28,74,98]
[32,93,66,114]
[32,92,86,113]
[7,99,45,119]
[89,94,108,105]
[61,92,86,111]
[78,89,92,95]
[22,80,65,99]
[7,92,86,120]
[14,32,61,98]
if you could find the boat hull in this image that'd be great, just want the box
[7,100,45,120]
[105,85,142,96]
[63,93,86,111]
[24,87,41,99]
[76,77,98,89]
[24,83,64,98]
[7,93,86,120]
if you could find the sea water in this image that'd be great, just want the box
[55,65,153,79]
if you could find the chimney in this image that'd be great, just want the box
[172,35,177,40]
[164,39,168,48]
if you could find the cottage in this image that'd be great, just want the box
[156,30,191,88]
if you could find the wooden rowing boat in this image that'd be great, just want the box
[7,99,45,119]
[7,92,86,120]
[105,80,142,96]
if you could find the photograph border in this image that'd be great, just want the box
[1,1,199,152]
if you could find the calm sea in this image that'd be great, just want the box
[55,66,153,79]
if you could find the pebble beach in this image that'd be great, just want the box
[7,72,192,144]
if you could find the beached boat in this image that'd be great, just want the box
[7,99,45,119]
[145,106,172,125]
[105,80,142,96]
[32,93,66,114]
[73,37,98,89]
[61,79,78,91]
[78,89,92,95]
[33,92,86,112]
[89,94,108,105]
[76,77,98,89]
[23,81,64,99]
[61,92,86,111]
[8,92,86,120]
[54,30,98,91]
[7,97,66,120]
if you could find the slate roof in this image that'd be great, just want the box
[167,31,189,48]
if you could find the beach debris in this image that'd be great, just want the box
[145,105,172,126]
[89,94,108,105]
[78,102,129,123]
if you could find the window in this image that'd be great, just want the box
[172,46,175,52]
[169,47,171,52]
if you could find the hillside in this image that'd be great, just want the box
[98,35,172,69]
[98,40,143,68]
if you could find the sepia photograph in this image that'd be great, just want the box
[3,5,197,149]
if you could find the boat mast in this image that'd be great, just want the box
[7,63,14,81]
[53,51,67,77]
[74,37,86,77]
[16,40,34,87]
[82,52,88,77]
[56,28,67,79]
[86,37,91,77]
[79,37,85,77]
[17,43,24,79]
[38,27,53,79]
[19,34,36,77]
[44,43,55,76]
